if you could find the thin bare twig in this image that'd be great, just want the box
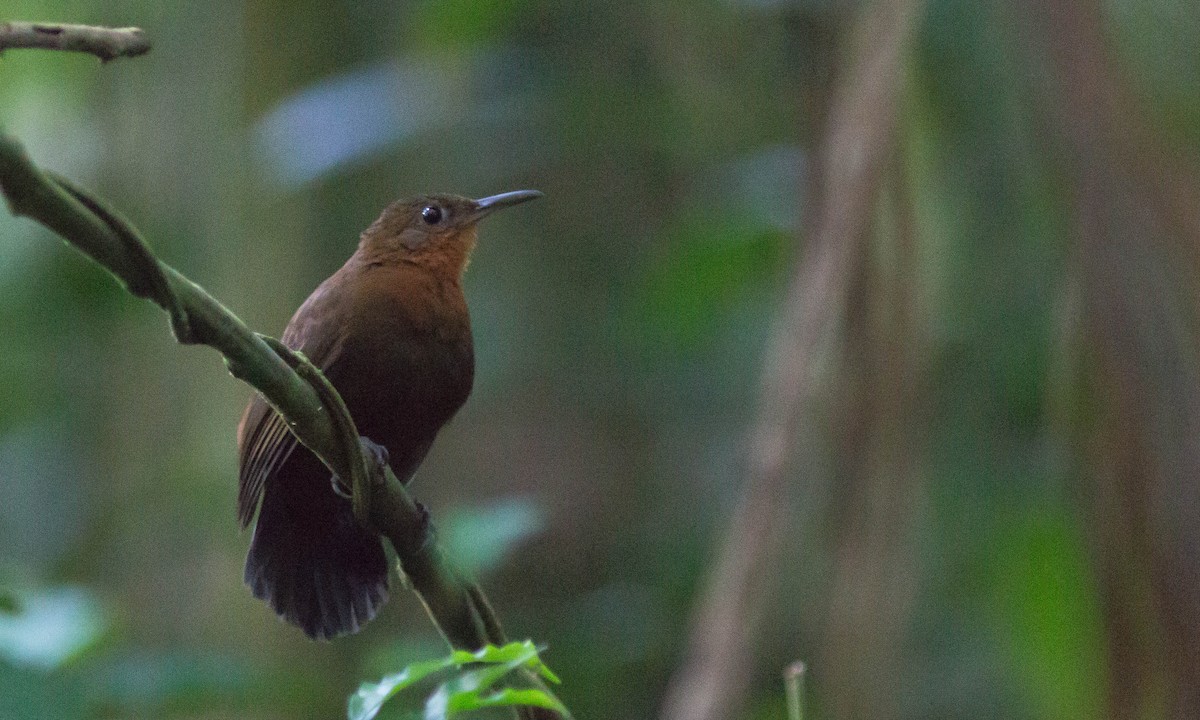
[784,661,807,720]
[656,2,925,719]
[0,21,149,62]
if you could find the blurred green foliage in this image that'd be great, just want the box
[1,0,1197,719]
[439,499,545,578]
[0,587,108,670]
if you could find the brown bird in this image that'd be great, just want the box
[236,190,542,639]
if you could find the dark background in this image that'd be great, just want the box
[1,1,1198,719]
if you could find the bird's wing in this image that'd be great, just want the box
[236,283,349,527]
[236,396,296,527]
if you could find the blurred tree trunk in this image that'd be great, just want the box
[1018,1,1200,717]
[656,2,924,719]
[822,144,927,720]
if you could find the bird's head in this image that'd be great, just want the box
[358,190,542,277]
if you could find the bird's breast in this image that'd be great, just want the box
[333,265,475,463]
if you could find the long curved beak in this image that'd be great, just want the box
[472,189,543,220]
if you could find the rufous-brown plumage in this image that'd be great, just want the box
[236,190,541,639]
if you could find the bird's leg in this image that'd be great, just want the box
[360,449,431,548]
[330,439,389,501]
[360,437,390,475]
[329,474,352,499]
[415,500,432,539]
[350,437,391,519]
[392,500,434,592]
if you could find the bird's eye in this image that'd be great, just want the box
[421,205,443,225]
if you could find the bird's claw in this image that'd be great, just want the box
[413,500,434,553]
[330,474,352,499]
[362,438,390,474]
[332,439,390,501]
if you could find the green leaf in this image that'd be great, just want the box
[349,656,460,720]
[448,641,560,684]
[423,652,534,720]
[446,687,568,715]
[448,640,534,666]
[530,660,561,686]
[351,641,566,720]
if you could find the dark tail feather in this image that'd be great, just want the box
[245,477,389,640]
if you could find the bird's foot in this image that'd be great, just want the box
[331,439,390,500]
[330,474,352,499]
[414,500,434,551]
[361,438,391,474]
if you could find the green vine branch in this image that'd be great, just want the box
[0,129,510,648]
[0,24,564,719]
[1,133,569,720]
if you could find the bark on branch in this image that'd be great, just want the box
[0,135,566,709]
[0,21,149,62]
[0,25,561,720]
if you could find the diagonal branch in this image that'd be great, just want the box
[0,27,562,720]
[0,131,508,656]
[0,21,149,62]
